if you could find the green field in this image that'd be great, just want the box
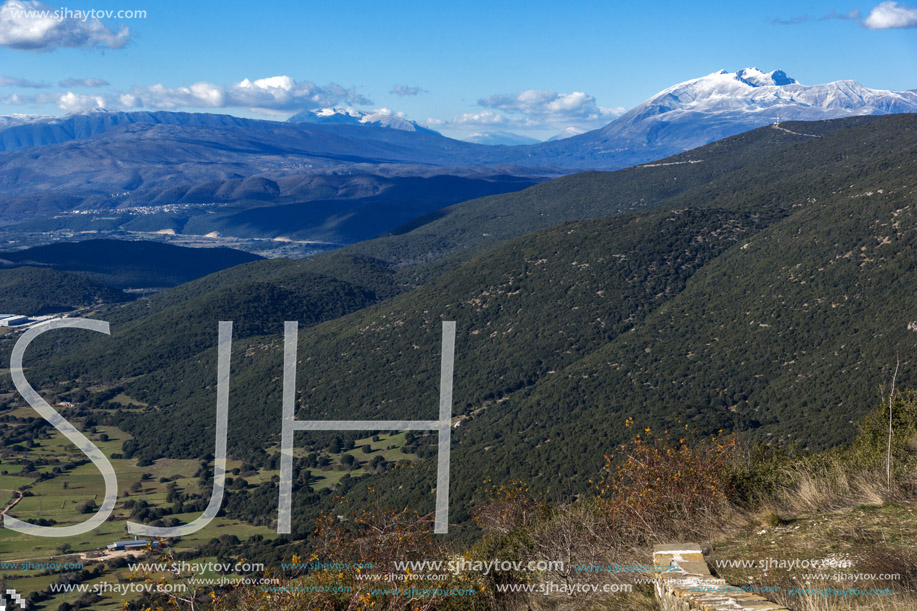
[0,411,280,609]
[0,379,417,609]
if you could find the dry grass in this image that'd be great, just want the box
[463,396,917,610]
[753,506,784,529]
[480,423,917,611]
[772,458,908,515]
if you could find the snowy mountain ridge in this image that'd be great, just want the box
[542,67,917,158]
[287,106,439,134]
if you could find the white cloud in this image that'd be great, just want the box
[773,3,917,29]
[52,91,106,111]
[2,90,108,110]
[240,75,294,91]
[391,84,426,96]
[477,89,624,126]
[58,77,110,88]
[427,89,624,135]
[451,110,508,126]
[863,1,917,28]
[361,107,407,122]
[1,75,372,113]
[0,0,131,51]
[117,93,138,108]
[0,75,49,87]
[124,76,371,111]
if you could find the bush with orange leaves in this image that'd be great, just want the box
[212,504,493,611]
[472,479,544,535]
[596,421,739,543]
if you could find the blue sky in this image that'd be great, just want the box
[0,0,915,139]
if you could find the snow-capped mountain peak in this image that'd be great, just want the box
[532,67,917,169]
[547,126,587,141]
[611,68,917,131]
[734,67,797,87]
[288,106,439,134]
[653,68,800,105]
[462,130,541,146]
[0,113,52,129]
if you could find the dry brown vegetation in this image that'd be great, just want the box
[136,395,917,610]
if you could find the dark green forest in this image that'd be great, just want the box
[0,239,263,288]
[0,267,128,314]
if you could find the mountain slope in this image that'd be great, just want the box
[285,113,917,526]
[0,115,531,207]
[0,239,263,288]
[0,110,271,153]
[532,68,917,168]
[23,117,914,440]
[344,116,882,270]
[10,115,917,535]
[0,115,547,227]
[17,117,860,387]
[461,131,541,146]
[0,267,128,314]
[164,175,541,243]
[8,173,540,247]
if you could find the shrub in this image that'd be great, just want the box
[596,420,738,541]
[472,480,543,535]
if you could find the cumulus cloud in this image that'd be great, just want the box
[391,84,426,96]
[0,90,106,110]
[863,1,917,28]
[0,0,131,51]
[120,76,371,111]
[0,75,49,87]
[478,89,623,123]
[439,89,624,133]
[1,75,372,113]
[47,91,106,111]
[58,77,110,88]
[420,88,622,136]
[424,89,623,137]
[451,110,508,126]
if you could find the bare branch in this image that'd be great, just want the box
[887,352,899,490]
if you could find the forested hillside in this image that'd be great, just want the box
[0,239,263,288]
[346,116,882,270]
[7,114,917,539]
[0,267,128,314]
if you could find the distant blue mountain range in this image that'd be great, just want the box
[0,68,913,242]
